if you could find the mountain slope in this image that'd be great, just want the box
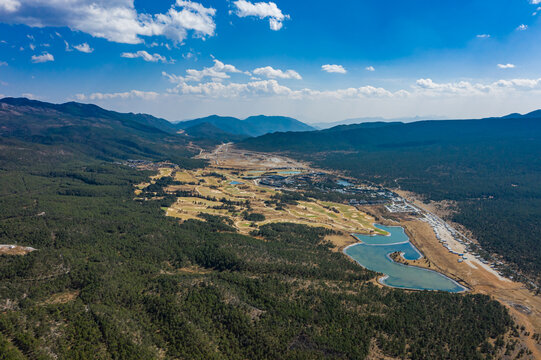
[1,97,178,134]
[176,114,315,137]
[183,122,247,142]
[0,97,196,164]
[312,115,446,129]
[240,116,540,152]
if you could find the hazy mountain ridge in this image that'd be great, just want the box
[240,115,541,153]
[0,97,196,164]
[177,114,315,137]
[311,115,449,129]
[0,97,178,134]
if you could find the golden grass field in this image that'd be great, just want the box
[158,167,386,240]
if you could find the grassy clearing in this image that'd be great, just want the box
[162,167,383,239]
[174,171,197,183]
[151,167,174,180]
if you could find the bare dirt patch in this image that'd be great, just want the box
[0,245,36,255]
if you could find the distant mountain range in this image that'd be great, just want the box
[176,114,315,138]
[0,97,194,164]
[311,115,449,129]
[0,97,317,145]
[0,97,319,161]
[239,110,541,153]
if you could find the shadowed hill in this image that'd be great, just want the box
[239,116,541,152]
[0,97,197,165]
[176,114,315,137]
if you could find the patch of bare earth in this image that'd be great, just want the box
[0,245,36,255]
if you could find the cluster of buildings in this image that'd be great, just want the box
[422,213,470,262]
[122,159,175,170]
[422,211,509,279]
[385,200,421,214]
[252,171,395,205]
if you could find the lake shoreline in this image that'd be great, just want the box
[344,224,467,293]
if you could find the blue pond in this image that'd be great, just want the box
[230,181,244,185]
[344,224,466,292]
[337,179,353,187]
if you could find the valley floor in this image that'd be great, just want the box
[137,143,541,358]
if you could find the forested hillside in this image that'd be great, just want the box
[0,99,515,359]
[177,114,315,137]
[239,116,541,285]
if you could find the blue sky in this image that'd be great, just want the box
[1,0,541,123]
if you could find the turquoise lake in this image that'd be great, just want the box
[344,224,466,292]
[337,179,353,187]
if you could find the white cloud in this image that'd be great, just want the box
[76,90,159,101]
[233,0,289,31]
[321,64,347,74]
[0,0,216,44]
[73,42,93,53]
[121,50,170,63]
[163,70,401,100]
[476,34,490,38]
[74,75,541,126]
[517,24,528,30]
[0,60,7,66]
[0,0,20,13]
[164,75,294,98]
[497,63,515,69]
[21,93,37,99]
[413,78,541,96]
[31,52,54,63]
[29,43,35,50]
[365,66,375,72]
[530,0,541,4]
[493,78,541,89]
[253,66,301,80]
[181,59,244,82]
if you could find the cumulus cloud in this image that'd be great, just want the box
[73,42,93,53]
[321,64,347,74]
[365,66,375,72]
[253,66,301,80]
[517,24,528,30]
[164,77,294,97]
[493,78,541,89]
[76,89,159,101]
[163,69,401,100]
[121,50,170,63]
[476,34,490,38]
[78,74,541,108]
[497,63,515,69]
[233,0,289,30]
[0,0,20,13]
[413,78,541,96]
[181,59,244,82]
[31,52,54,63]
[0,0,216,44]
